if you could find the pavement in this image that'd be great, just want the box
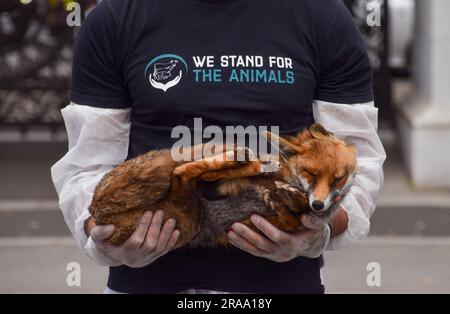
[1,235,449,294]
[1,127,450,294]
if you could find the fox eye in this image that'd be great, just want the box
[302,169,316,178]
[334,175,346,186]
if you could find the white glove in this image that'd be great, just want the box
[295,214,331,258]
[88,210,180,268]
[227,213,331,262]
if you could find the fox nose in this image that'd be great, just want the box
[311,200,324,212]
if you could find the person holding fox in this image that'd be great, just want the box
[51,0,386,294]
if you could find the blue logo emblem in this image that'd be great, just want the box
[144,54,188,92]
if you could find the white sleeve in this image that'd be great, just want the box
[312,100,386,250]
[51,103,131,266]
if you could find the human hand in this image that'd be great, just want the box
[89,210,180,268]
[227,214,330,261]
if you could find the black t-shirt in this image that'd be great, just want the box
[71,0,373,293]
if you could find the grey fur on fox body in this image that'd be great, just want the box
[89,124,357,248]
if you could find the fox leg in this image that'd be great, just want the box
[173,147,253,181]
[200,160,263,181]
[200,155,279,181]
[178,142,236,162]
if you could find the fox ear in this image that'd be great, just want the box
[261,131,300,157]
[347,143,357,155]
[309,123,334,139]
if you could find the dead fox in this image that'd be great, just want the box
[89,124,357,248]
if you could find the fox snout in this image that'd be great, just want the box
[311,200,325,211]
[306,174,354,216]
[303,177,332,215]
[308,193,333,216]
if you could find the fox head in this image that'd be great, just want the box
[263,124,357,217]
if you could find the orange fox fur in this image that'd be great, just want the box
[89,124,357,248]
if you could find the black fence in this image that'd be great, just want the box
[0,0,92,131]
[0,0,392,133]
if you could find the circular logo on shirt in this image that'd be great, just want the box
[144,54,188,92]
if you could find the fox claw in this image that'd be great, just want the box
[275,181,298,194]
[262,189,276,211]
[263,189,271,206]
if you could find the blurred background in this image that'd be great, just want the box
[1,0,450,294]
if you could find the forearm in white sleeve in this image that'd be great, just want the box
[312,100,386,250]
[51,103,131,266]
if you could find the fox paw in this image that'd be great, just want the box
[273,181,308,212]
[274,181,300,194]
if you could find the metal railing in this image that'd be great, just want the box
[0,0,91,133]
